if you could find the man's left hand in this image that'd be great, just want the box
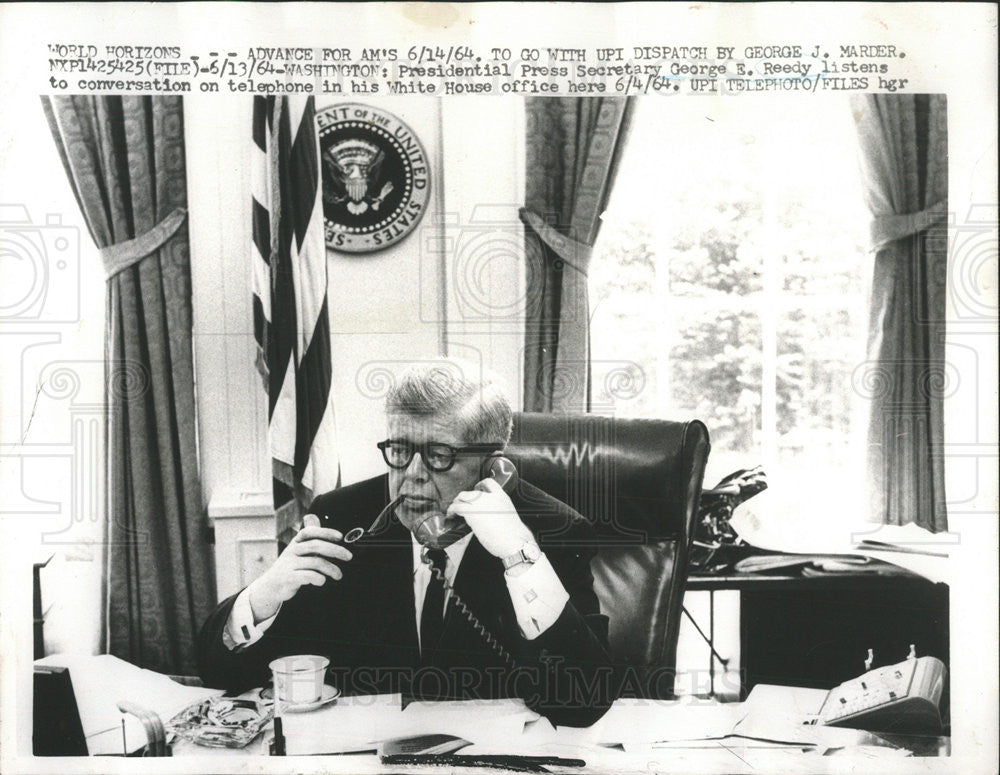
[446,477,533,558]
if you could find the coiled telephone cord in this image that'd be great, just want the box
[422,553,517,669]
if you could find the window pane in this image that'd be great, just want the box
[776,308,861,441]
[670,307,762,457]
[667,182,765,298]
[773,307,867,518]
[589,220,659,416]
[776,191,867,297]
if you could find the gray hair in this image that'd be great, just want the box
[384,358,513,446]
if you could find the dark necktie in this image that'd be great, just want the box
[419,548,448,656]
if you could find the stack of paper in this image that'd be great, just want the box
[734,553,907,575]
[802,558,911,576]
[729,511,952,583]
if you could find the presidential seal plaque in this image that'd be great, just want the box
[316,103,430,253]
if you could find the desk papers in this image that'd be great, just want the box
[280,690,882,755]
[730,511,952,583]
[734,553,909,575]
[591,698,745,745]
[588,687,884,753]
[279,693,538,755]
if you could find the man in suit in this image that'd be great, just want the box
[198,360,615,727]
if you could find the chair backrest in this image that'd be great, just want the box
[505,412,710,698]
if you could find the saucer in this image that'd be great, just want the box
[275,684,340,713]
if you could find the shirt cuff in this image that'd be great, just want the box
[222,587,280,650]
[504,552,570,640]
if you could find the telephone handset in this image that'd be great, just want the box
[411,453,518,550]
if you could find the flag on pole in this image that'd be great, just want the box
[251,95,339,543]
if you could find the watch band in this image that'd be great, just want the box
[502,539,541,570]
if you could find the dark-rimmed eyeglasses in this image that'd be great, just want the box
[376,439,500,472]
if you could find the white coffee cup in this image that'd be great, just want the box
[269,655,329,705]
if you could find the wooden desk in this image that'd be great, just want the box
[685,570,950,703]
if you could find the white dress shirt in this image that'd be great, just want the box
[223,534,570,651]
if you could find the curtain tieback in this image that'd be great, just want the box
[100,207,188,280]
[519,208,592,276]
[870,202,946,251]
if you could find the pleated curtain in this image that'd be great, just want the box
[521,98,635,413]
[851,94,949,531]
[42,95,215,673]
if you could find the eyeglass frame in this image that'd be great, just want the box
[376,439,502,473]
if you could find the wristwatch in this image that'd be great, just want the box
[502,539,541,570]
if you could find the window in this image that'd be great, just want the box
[590,96,870,524]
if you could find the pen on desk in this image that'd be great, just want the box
[380,753,586,771]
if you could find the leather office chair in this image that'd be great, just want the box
[505,412,710,699]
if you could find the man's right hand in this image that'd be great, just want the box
[246,514,353,624]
